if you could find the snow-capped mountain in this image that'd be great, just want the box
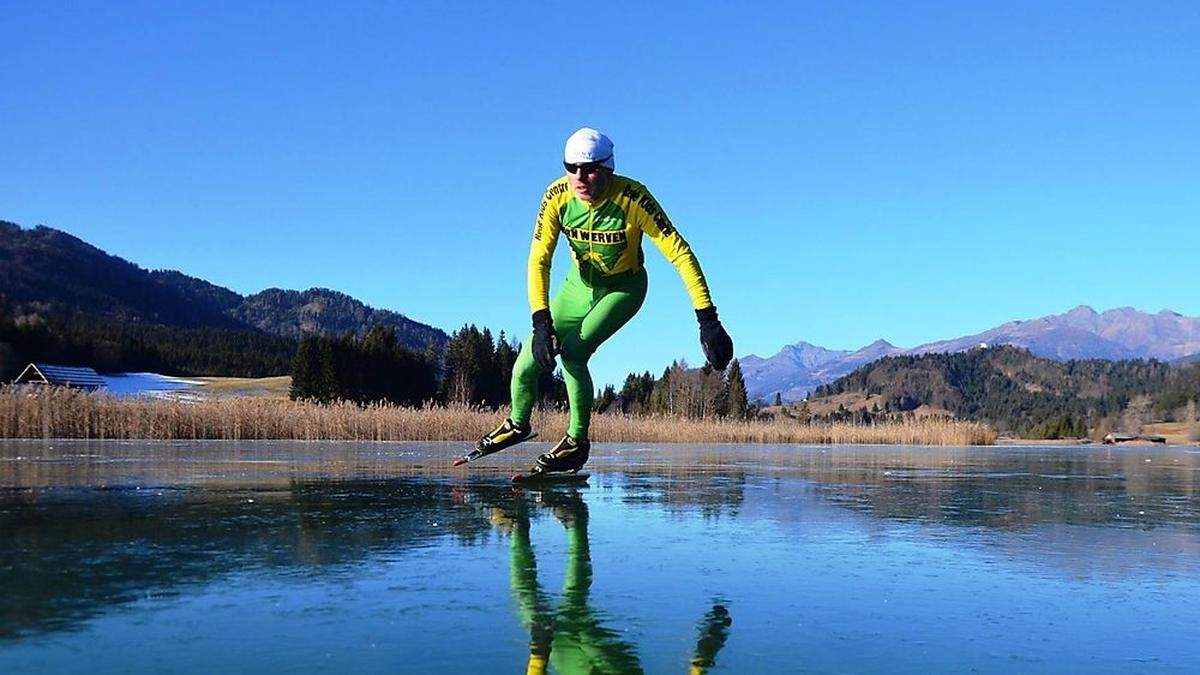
[743,306,1200,402]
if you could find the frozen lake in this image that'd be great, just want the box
[2,440,1199,673]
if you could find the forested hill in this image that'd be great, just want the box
[0,220,447,378]
[231,288,445,347]
[0,221,241,328]
[810,345,1200,436]
[0,221,446,346]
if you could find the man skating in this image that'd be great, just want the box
[473,127,732,477]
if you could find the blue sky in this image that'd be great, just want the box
[3,2,1198,387]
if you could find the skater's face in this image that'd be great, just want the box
[564,161,611,202]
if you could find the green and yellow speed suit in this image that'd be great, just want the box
[510,174,715,439]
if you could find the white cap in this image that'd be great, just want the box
[564,127,615,169]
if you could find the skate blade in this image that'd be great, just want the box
[453,432,538,466]
[511,471,590,484]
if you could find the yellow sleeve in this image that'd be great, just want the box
[527,180,567,312]
[636,185,714,310]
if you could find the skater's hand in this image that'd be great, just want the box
[531,309,560,372]
[696,306,733,370]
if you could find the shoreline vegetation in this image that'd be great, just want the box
[0,386,996,445]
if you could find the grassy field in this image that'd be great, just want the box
[1142,421,1200,445]
[0,385,996,445]
[798,391,953,418]
[193,376,292,399]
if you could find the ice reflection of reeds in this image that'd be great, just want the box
[0,385,995,445]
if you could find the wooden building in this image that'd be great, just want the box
[1102,432,1167,445]
[1102,432,1138,444]
[12,363,107,391]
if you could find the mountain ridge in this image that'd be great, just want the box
[804,344,1200,437]
[743,305,1200,402]
[1,220,447,351]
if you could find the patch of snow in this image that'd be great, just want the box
[100,372,205,397]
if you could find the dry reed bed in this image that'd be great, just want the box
[0,386,996,445]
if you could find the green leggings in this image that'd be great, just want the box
[510,267,647,439]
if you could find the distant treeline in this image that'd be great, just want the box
[288,323,752,419]
[289,324,568,410]
[810,345,1200,437]
[0,299,294,381]
[290,327,438,405]
[438,325,566,408]
[602,358,750,419]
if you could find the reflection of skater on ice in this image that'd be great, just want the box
[486,488,732,674]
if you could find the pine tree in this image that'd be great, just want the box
[479,327,499,406]
[726,358,749,419]
[594,384,617,413]
[289,335,321,400]
[494,332,517,406]
[618,371,655,413]
[316,337,339,403]
[441,325,485,404]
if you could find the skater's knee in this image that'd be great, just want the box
[559,357,590,381]
[512,358,540,384]
[557,337,593,364]
[559,355,592,386]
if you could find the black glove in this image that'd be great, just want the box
[531,309,560,372]
[696,306,733,370]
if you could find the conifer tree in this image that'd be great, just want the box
[726,358,749,419]
[441,325,481,404]
[618,371,654,413]
[494,331,517,406]
[317,337,340,403]
[289,335,321,400]
[594,384,616,413]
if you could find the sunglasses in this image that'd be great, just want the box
[564,157,611,176]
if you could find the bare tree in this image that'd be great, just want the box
[1188,399,1200,443]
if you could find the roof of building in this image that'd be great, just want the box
[14,363,107,390]
[1104,432,1139,440]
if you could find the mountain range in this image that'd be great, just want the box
[6,220,1197,398]
[742,306,1200,403]
[805,344,1200,437]
[0,221,447,351]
